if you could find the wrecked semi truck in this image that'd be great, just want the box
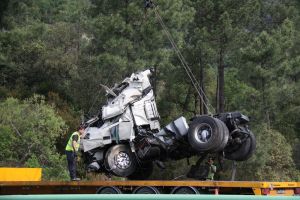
[81,69,255,179]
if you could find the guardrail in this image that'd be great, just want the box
[0,195,299,200]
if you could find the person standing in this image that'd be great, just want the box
[206,157,217,180]
[65,126,85,181]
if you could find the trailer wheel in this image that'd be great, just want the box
[133,186,160,194]
[188,116,223,152]
[105,144,137,177]
[171,186,199,194]
[96,186,122,194]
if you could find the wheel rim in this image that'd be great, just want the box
[195,123,212,143]
[114,151,131,169]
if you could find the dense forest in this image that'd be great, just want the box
[0,0,299,181]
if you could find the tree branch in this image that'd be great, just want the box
[10,121,22,137]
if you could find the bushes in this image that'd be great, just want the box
[0,95,69,180]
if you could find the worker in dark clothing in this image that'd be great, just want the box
[65,126,85,181]
[206,157,217,180]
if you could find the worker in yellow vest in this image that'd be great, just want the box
[65,126,85,181]
[206,157,217,180]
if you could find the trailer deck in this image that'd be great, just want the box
[1,180,299,195]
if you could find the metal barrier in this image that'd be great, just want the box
[0,195,299,200]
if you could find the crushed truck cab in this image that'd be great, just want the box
[81,69,256,179]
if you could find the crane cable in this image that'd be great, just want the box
[151,5,215,114]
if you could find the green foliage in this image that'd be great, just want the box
[238,124,300,181]
[224,68,259,114]
[0,125,16,163]
[0,0,299,181]
[0,95,69,180]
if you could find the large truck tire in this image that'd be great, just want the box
[243,131,256,160]
[225,130,256,161]
[213,119,229,152]
[105,144,137,177]
[236,130,256,161]
[188,116,224,152]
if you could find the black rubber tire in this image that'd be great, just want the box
[247,131,256,157]
[105,144,137,177]
[225,130,256,161]
[171,186,199,194]
[188,116,224,152]
[225,140,250,161]
[127,161,153,180]
[213,118,229,152]
[96,186,122,194]
[133,186,160,194]
[238,130,256,161]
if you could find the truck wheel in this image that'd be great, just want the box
[133,186,160,194]
[236,130,256,161]
[213,119,229,152]
[243,131,256,160]
[127,161,153,180]
[96,186,122,194]
[171,186,199,194]
[188,116,223,152]
[225,130,256,161]
[105,144,137,177]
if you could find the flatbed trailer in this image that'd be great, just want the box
[1,181,299,196]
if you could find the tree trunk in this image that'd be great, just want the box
[0,0,9,29]
[153,65,157,97]
[183,86,191,113]
[217,39,225,113]
[125,0,131,71]
[199,58,208,114]
[194,92,198,116]
[261,77,271,129]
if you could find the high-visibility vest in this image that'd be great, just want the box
[207,164,216,180]
[65,131,80,152]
